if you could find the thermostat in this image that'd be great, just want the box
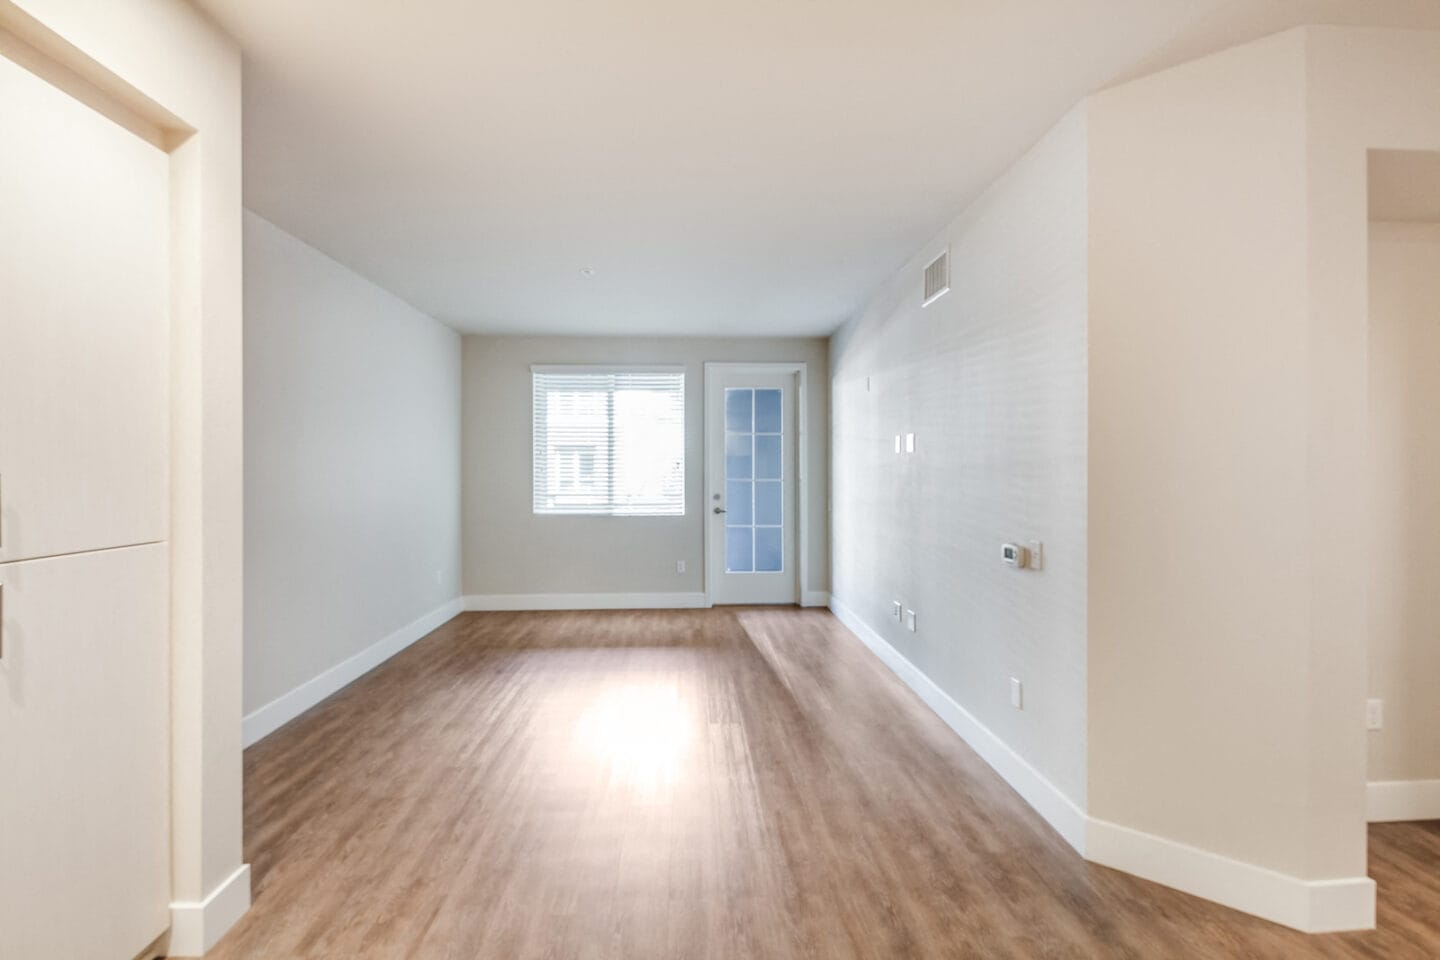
[1001,543,1031,568]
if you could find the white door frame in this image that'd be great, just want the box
[703,362,808,606]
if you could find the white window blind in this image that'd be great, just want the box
[532,366,686,516]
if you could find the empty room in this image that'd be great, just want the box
[4,1,1440,958]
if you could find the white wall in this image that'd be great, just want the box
[1304,27,1440,858]
[1081,26,1440,929]
[1367,220,1440,785]
[244,211,462,718]
[1086,28,1315,877]
[462,335,829,601]
[829,106,1090,811]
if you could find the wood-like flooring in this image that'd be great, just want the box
[204,608,1440,959]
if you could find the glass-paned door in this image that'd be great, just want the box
[706,368,798,604]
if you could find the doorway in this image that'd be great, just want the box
[1365,149,1440,824]
[704,363,807,605]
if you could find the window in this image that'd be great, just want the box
[532,366,685,516]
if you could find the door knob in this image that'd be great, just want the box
[713,506,726,514]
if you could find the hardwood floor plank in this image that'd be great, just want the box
[203,609,1440,959]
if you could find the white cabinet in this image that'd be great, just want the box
[0,47,173,960]
[0,51,170,564]
[0,544,171,959]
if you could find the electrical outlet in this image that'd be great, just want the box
[1010,678,1024,710]
[1366,699,1384,730]
[892,600,903,621]
[905,609,917,632]
[676,560,686,574]
[1028,541,1043,571]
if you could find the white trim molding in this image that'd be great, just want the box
[168,863,251,957]
[1086,819,1375,933]
[801,590,831,608]
[530,363,685,374]
[465,592,709,611]
[1367,779,1440,822]
[242,598,465,747]
[826,596,1376,935]
[828,596,1088,854]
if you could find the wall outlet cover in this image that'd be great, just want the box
[905,609,917,632]
[676,560,686,574]
[892,600,903,620]
[1366,698,1384,730]
[1010,677,1024,709]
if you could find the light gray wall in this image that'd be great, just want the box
[829,106,1089,806]
[462,335,829,598]
[243,210,462,714]
[1368,220,1440,784]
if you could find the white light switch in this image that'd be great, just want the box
[894,435,902,454]
[905,609,917,632]
[1366,699,1384,730]
[905,433,916,453]
[1010,678,1024,709]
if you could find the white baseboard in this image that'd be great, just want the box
[827,595,1088,854]
[1086,818,1375,933]
[464,592,709,611]
[826,595,1375,935]
[1367,778,1440,822]
[242,598,465,747]
[168,863,251,957]
[800,590,831,608]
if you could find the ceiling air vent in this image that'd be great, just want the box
[923,247,950,307]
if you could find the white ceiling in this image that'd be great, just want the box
[195,0,1440,336]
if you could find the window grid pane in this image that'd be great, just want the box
[723,386,783,574]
